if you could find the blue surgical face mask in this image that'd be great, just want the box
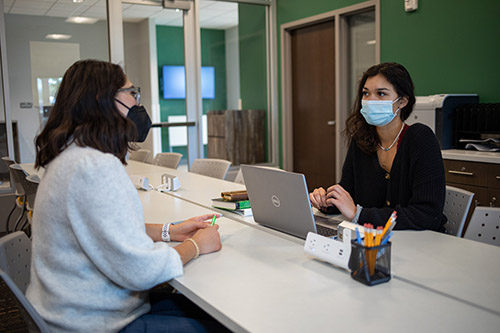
[360,97,401,126]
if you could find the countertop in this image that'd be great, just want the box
[442,149,500,164]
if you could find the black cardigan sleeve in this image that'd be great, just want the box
[322,142,356,216]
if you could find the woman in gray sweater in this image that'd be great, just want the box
[27,59,227,332]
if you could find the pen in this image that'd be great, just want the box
[355,227,362,245]
[381,231,393,245]
[210,214,217,226]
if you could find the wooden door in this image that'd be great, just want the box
[291,20,336,191]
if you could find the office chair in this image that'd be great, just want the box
[1,156,16,192]
[153,152,183,169]
[129,149,151,163]
[0,269,51,332]
[463,206,500,247]
[7,164,29,233]
[24,174,40,230]
[233,168,245,184]
[190,158,231,180]
[2,157,21,234]
[442,185,474,237]
[0,231,32,294]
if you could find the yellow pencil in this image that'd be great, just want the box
[381,211,396,237]
[374,227,383,246]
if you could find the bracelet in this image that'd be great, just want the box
[185,238,200,259]
[352,204,363,224]
[161,223,172,242]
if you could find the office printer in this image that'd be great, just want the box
[405,94,479,149]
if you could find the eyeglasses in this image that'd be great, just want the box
[117,86,141,104]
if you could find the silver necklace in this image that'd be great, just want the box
[378,123,405,152]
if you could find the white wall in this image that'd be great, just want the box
[4,13,108,162]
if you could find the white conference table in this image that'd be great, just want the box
[21,161,500,331]
[137,189,500,332]
[391,231,500,315]
[126,161,500,317]
[125,161,342,231]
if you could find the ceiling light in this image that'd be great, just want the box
[45,34,72,40]
[66,16,98,24]
[73,0,84,3]
[366,40,376,45]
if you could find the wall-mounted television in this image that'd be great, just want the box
[162,65,215,99]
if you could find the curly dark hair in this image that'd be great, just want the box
[35,59,138,168]
[343,62,416,154]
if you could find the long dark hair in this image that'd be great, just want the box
[35,60,138,168]
[343,62,416,154]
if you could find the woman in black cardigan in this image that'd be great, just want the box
[310,62,446,231]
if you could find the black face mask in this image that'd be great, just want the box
[116,100,152,142]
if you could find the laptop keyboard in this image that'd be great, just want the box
[316,224,337,237]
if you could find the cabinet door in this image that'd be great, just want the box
[488,163,500,190]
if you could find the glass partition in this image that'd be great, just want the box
[347,10,376,106]
[2,0,109,165]
[200,0,269,167]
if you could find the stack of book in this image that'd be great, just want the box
[211,190,252,216]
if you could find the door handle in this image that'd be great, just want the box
[327,120,336,126]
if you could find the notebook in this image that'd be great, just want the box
[240,165,340,239]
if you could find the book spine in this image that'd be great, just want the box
[236,201,251,209]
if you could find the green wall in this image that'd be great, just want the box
[276,0,500,165]
[380,0,500,101]
[156,26,227,158]
[239,4,268,110]
[239,3,269,160]
[277,0,500,102]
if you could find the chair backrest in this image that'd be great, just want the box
[233,168,245,184]
[442,185,474,237]
[129,149,151,163]
[153,152,183,169]
[0,231,32,293]
[9,164,29,196]
[1,156,17,191]
[0,269,51,332]
[190,158,231,180]
[24,175,40,210]
[464,206,500,247]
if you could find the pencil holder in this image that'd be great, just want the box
[348,241,391,286]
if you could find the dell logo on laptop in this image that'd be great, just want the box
[271,195,280,207]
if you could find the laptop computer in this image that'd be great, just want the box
[240,165,340,239]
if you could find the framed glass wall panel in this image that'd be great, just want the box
[346,10,376,107]
[1,0,109,187]
[121,1,189,166]
[200,0,270,169]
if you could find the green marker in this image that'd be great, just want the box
[210,214,217,226]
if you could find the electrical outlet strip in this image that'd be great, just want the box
[304,228,352,270]
[129,174,151,191]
